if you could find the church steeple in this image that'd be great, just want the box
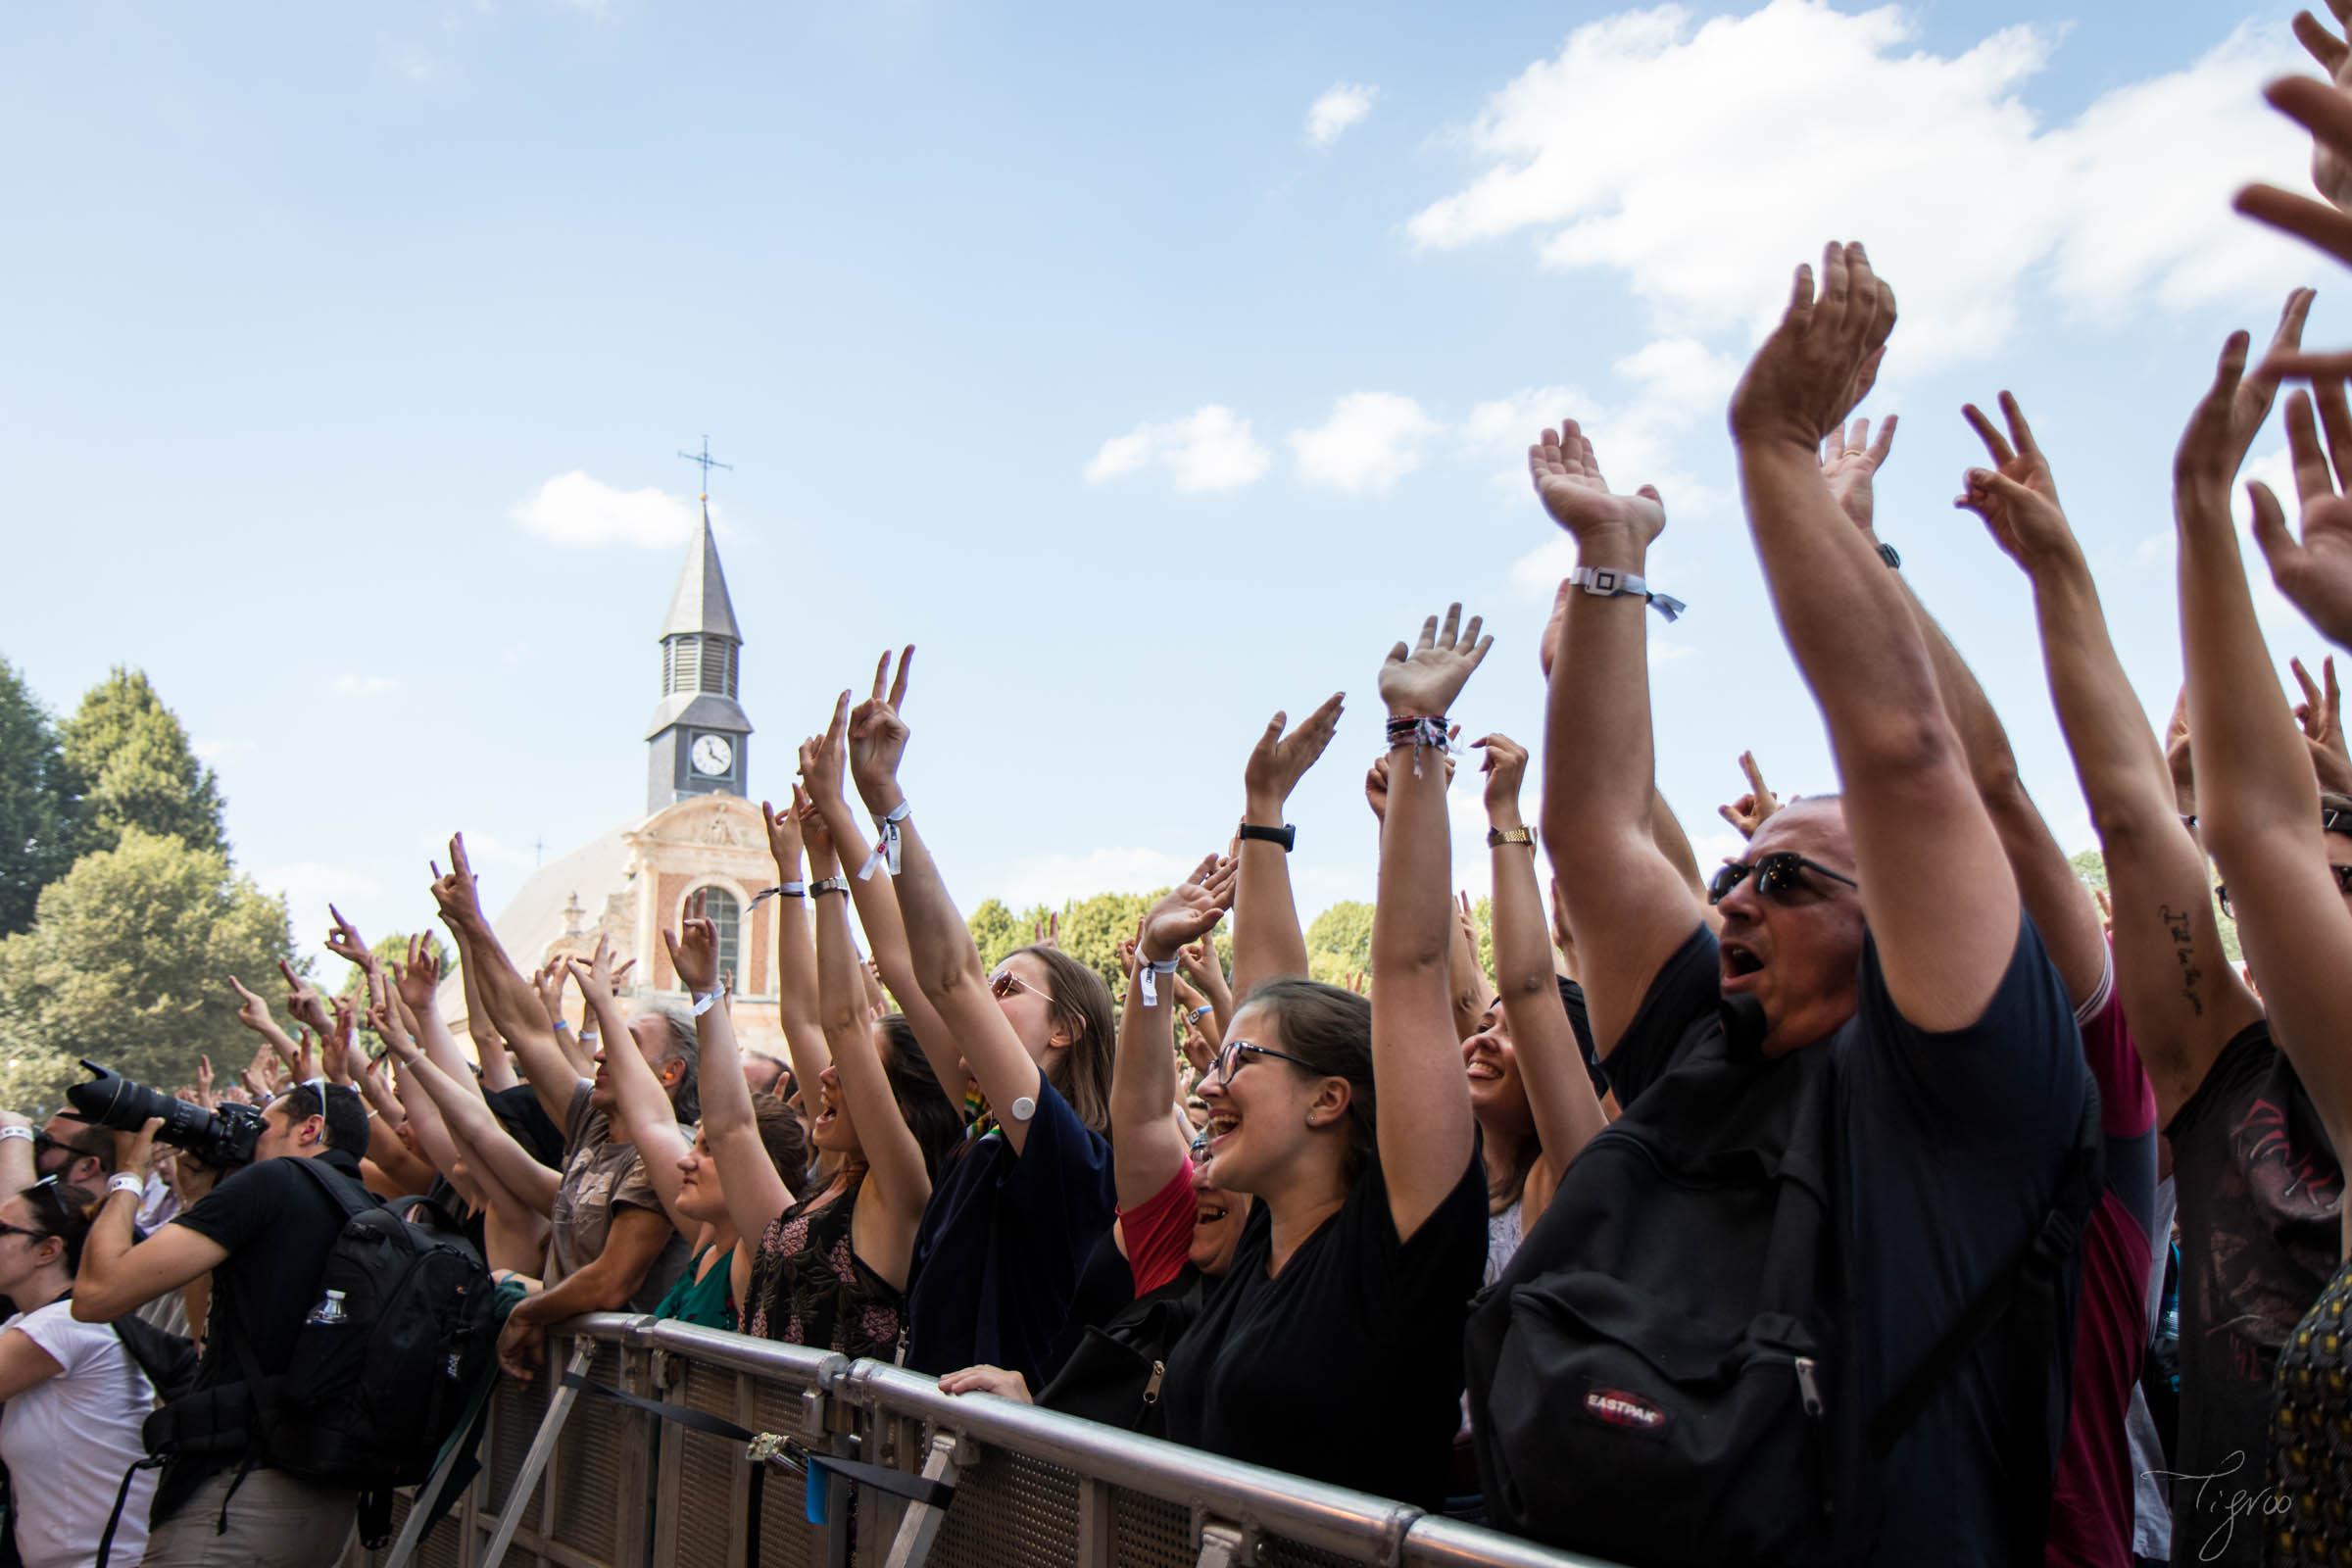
[646,445,753,812]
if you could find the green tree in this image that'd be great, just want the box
[58,667,225,859]
[0,660,77,936]
[1304,901,1374,988]
[967,899,1024,973]
[0,827,298,1108]
[333,930,454,999]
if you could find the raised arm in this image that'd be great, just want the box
[1822,414,2106,1008]
[810,853,934,1265]
[1231,693,1346,999]
[1373,606,1490,1237]
[1477,734,1606,1214]
[846,648,1053,1154]
[756,790,835,1104]
[461,947,522,1090]
[2182,346,2352,1160]
[571,950,696,1237]
[1535,423,1708,1051]
[799,697,965,1097]
[1958,385,2264,1125]
[377,986,560,1215]
[1178,938,1233,1046]
[431,833,580,1128]
[1730,242,2013,1032]
[666,912,795,1242]
[1118,864,1234,1206]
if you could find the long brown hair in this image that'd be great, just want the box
[1016,945,1115,1138]
[1238,978,1376,1181]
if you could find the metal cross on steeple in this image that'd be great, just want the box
[678,435,732,502]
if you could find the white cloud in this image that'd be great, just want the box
[1408,4,2306,367]
[191,738,237,762]
[510,470,702,549]
[1084,406,1272,492]
[1291,393,1443,492]
[1470,338,1742,587]
[1306,82,1379,146]
[996,847,1205,908]
[329,674,401,697]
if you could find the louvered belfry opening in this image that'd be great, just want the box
[661,634,736,698]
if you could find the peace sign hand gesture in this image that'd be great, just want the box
[848,647,914,812]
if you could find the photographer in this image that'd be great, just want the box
[72,1082,372,1568]
[0,1111,153,1568]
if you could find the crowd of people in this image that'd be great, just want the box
[24,17,2352,1568]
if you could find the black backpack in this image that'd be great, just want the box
[143,1159,499,1519]
[1035,1268,1209,1436]
[1465,1028,2101,1568]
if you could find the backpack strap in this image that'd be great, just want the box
[279,1153,380,1221]
[1866,1074,2103,1555]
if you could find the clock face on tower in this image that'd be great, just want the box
[689,734,734,777]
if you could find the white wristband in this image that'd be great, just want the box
[0,1127,31,1147]
[1139,956,1180,1008]
[108,1174,143,1199]
[691,990,722,1017]
[858,799,913,882]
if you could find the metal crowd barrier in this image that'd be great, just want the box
[343,1313,1623,1568]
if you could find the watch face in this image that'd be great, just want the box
[689,734,733,776]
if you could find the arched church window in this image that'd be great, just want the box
[693,886,742,992]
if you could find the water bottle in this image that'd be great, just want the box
[306,1288,348,1327]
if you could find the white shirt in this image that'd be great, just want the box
[0,1300,158,1568]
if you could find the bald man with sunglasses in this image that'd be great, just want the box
[1484,247,2089,1567]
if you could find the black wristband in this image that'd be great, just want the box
[1238,822,1297,853]
[1877,540,1900,570]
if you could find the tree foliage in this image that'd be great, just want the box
[0,660,76,937]
[0,828,298,1108]
[58,667,225,859]
[1304,900,1374,989]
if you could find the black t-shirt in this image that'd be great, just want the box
[1158,1151,1488,1509]
[486,1082,566,1170]
[1598,918,2085,1567]
[156,1148,371,1518]
[2165,1019,2343,1566]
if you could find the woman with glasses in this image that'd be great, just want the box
[0,1111,158,1568]
[839,650,1122,1391]
[1152,607,1496,1509]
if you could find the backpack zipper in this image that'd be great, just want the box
[1143,1360,1164,1405]
[1793,1355,1824,1418]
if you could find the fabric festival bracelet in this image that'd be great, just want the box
[1385,714,1451,778]
[858,799,913,882]
[1139,954,1180,1008]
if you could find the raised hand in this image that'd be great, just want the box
[1716,750,1782,838]
[194,1054,216,1108]
[1178,939,1223,990]
[847,647,914,810]
[531,956,570,1030]
[1378,604,1494,718]
[1140,855,1238,962]
[1115,934,1139,980]
[1956,391,2080,573]
[228,975,275,1036]
[1819,415,1898,535]
[324,906,375,974]
[279,958,333,1040]
[760,795,806,873]
[2292,654,2352,795]
[321,1020,354,1087]
[1530,420,1665,548]
[428,834,486,930]
[2294,6,2352,211]
[2250,377,2352,650]
[1729,241,1897,451]
[802,692,855,808]
[1032,911,1060,950]
[1473,733,1530,818]
[1455,892,1482,966]
[2240,78,2352,295]
[294,1026,319,1083]
[394,935,443,1014]
[664,911,721,996]
[1244,692,1345,815]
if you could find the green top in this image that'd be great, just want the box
[654,1243,736,1331]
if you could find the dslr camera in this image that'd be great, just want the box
[67,1060,266,1170]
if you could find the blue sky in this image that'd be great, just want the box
[1,0,2331,962]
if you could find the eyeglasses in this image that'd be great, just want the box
[1708,853,1859,907]
[2217,863,2352,919]
[1208,1039,1318,1087]
[30,1130,104,1166]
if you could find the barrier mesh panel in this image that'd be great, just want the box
[1109,1489,1197,1568]
[749,1377,820,1568]
[675,1360,748,1568]
[928,1446,1082,1568]
[486,1371,551,1515]
[1262,1537,1377,1568]
[549,1339,625,1562]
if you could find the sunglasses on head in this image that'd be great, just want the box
[2216,863,2352,919]
[1707,852,1859,906]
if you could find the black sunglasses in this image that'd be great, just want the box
[19,1176,73,1236]
[30,1129,103,1165]
[2217,863,2352,919]
[1208,1039,1319,1087]
[1708,853,1859,906]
